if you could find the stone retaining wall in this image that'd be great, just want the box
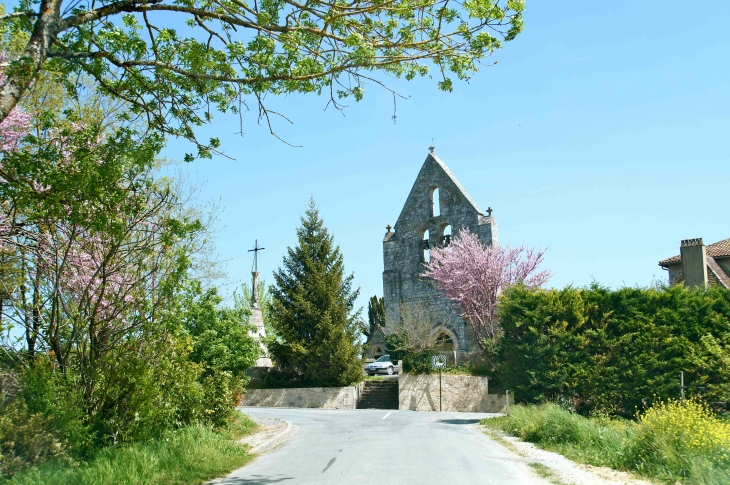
[241,383,365,409]
[398,373,513,412]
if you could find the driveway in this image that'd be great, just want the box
[218,407,552,485]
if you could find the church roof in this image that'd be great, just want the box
[659,237,730,265]
[427,153,485,215]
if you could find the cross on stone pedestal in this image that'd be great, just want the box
[248,239,265,272]
[486,207,493,216]
[386,224,392,233]
[248,240,265,306]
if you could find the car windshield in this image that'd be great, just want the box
[375,355,391,362]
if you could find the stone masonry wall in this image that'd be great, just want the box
[383,153,497,356]
[241,383,364,409]
[398,373,513,413]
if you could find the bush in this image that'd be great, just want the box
[0,400,71,479]
[483,400,730,485]
[498,284,730,416]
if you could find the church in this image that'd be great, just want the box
[378,150,498,364]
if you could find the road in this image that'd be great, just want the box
[218,407,552,485]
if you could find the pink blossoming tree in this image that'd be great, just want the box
[423,229,551,352]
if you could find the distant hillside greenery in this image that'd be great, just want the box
[498,284,730,417]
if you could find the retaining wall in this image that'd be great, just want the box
[241,382,365,409]
[398,373,513,412]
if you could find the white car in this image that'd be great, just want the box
[365,355,398,376]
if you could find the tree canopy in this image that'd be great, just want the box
[0,0,524,156]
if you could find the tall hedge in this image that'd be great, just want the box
[498,284,730,417]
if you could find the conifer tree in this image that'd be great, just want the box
[364,295,385,339]
[269,200,363,386]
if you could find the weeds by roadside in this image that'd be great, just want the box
[482,401,730,485]
[2,414,258,485]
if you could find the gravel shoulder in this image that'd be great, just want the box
[483,427,656,485]
[238,415,298,455]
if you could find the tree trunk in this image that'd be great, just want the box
[0,0,63,123]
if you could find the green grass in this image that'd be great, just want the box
[3,414,258,485]
[482,402,730,485]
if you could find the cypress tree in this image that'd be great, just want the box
[367,296,385,333]
[269,199,363,386]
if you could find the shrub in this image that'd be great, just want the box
[0,400,71,479]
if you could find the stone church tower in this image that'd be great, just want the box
[382,151,497,362]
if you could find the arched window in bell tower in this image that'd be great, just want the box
[430,187,440,217]
[422,229,430,262]
[441,224,452,247]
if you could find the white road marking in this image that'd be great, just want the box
[382,412,392,420]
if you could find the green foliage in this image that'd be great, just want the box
[1,0,525,154]
[182,281,259,377]
[483,402,730,485]
[12,360,90,457]
[365,295,385,338]
[269,199,363,387]
[0,400,71,478]
[83,333,207,446]
[4,415,257,485]
[384,334,434,374]
[498,284,730,416]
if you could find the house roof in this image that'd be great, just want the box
[659,237,730,266]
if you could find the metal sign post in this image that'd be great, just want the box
[432,355,447,411]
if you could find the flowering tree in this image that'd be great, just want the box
[423,229,551,351]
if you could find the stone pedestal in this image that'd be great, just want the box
[249,304,272,367]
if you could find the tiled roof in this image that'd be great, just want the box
[659,237,730,265]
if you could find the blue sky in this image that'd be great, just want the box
[159,1,730,311]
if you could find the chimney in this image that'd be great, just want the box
[680,238,707,288]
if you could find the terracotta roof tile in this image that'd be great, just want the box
[659,237,730,266]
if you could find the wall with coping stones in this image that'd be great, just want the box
[398,373,512,413]
[241,382,365,409]
[382,152,497,355]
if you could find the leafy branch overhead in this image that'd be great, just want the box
[0,0,524,156]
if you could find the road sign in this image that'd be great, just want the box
[432,355,446,369]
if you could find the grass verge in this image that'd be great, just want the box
[3,414,258,485]
[481,401,730,485]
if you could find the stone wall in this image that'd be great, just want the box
[398,373,513,413]
[241,383,365,409]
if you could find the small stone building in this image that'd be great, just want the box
[659,237,730,288]
[363,324,387,361]
[382,151,497,363]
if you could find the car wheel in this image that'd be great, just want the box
[387,366,394,375]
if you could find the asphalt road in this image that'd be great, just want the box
[219,407,552,485]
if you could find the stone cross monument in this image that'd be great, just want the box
[248,240,272,368]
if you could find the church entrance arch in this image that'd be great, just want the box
[432,327,459,352]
